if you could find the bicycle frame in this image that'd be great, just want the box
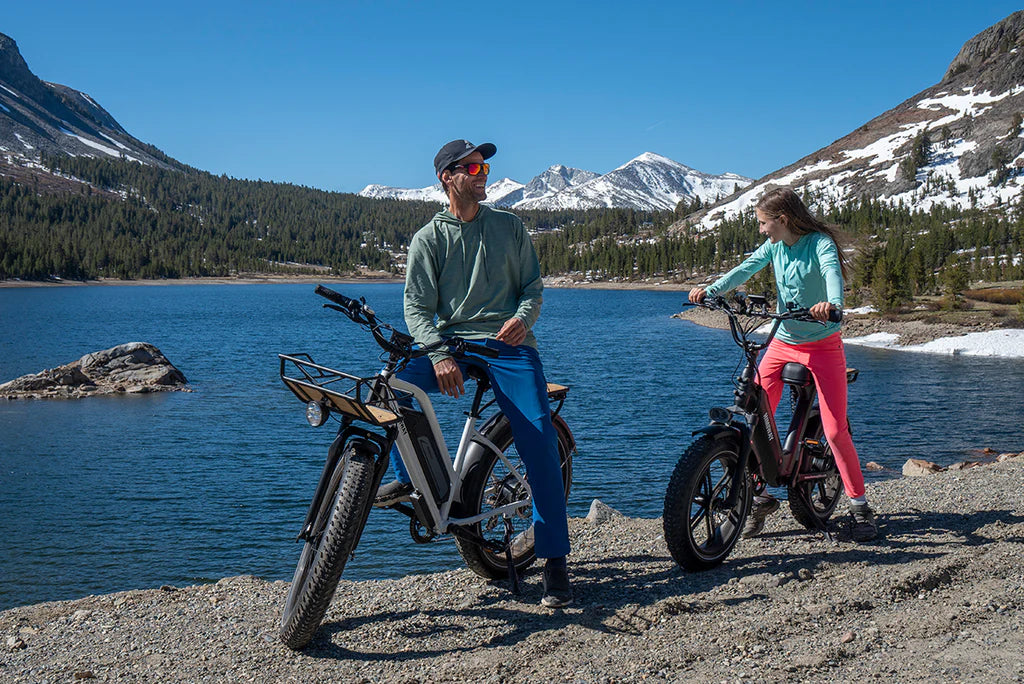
[699,294,842,493]
[385,374,533,537]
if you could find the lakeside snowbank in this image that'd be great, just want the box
[844,328,1024,358]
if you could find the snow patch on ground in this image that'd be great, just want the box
[845,328,1024,358]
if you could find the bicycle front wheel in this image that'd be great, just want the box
[279,443,376,650]
[663,435,751,571]
[453,414,574,579]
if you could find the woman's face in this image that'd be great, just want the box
[756,209,794,244]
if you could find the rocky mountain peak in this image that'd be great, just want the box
[943,10,1024,89]
[0,32,58,109]
[0,31,176,172]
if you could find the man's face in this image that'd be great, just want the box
[443,150,488,202]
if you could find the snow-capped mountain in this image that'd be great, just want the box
[0,32,177,172]
[359,154,752,212]
[496,165,601,207]
[517,153,749,211]
[695,10,1024,230]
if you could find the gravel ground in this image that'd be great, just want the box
[2,457,1022,682]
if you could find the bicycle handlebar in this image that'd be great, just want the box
[314,284,500,361]
[698,294,843,324]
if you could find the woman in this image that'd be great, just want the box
[689,187,878,542]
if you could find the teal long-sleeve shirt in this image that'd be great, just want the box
[404,205,543,361]
[706,231,844,344]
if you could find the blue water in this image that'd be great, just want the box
[1,284,1023,610]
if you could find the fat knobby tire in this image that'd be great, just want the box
[663,435,750,571]
[279,446,375,650]
[787,415,843,530]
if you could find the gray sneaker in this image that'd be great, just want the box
[742,496,780,538]
[849,502,878,542]
[374,480,414,507]
[541,556,573,608]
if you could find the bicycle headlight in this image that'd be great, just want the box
[709,407,732,423]
[305,401,329,427]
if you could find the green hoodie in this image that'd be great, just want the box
[404,205,543,361]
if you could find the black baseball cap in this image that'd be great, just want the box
[433,139,496,177]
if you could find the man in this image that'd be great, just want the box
[374,139,573,607]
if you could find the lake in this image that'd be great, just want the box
[1,283,1022,610]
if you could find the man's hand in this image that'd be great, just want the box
[688,287,707,304]
[495,317,527,346]
[433,357,465,398]
[809,301,836,322]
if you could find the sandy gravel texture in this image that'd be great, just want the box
[2,457,1022,682]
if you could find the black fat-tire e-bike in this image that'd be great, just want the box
[277,286,575,649]
[663,293,856,571]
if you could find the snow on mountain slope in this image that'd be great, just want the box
[359,153,752,212]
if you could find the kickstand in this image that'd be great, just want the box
[503,518,521,595]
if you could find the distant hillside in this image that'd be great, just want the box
[0,33,178,173]
[692,10,1024,230]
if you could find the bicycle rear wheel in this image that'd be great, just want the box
[279,443,376,650]
[453,414,574,579]
[787,415,842,530]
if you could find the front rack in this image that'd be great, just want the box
[279,353,407,426]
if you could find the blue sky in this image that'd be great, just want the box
[4,2,1022,193]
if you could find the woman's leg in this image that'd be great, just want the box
[803,334,866,499]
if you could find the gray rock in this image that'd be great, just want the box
[585,499,623,525]
[0,343,187,400]
[902,458,945,476]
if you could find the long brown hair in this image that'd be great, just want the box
[756,187,853,280]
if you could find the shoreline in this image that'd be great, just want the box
[2,457,1022,681]
[0,275,688,291]
[673,304,1024,356]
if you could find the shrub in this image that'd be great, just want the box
[963,288,1024,304]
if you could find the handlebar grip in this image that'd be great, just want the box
[829,308,843,323]
[314,284,355,308]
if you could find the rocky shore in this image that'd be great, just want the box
[672,304,1017,346]
[2,457,1022,682]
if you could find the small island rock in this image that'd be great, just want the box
[0,342,187,399]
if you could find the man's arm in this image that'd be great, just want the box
[514,220,544,326]
[404,229,466,397]
[403,231,447,360]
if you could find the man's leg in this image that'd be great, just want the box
[375,355,439,505]
[482,342,571,560]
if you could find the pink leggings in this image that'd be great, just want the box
[757,332,866,499]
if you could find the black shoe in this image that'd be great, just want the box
[742,496,780,538]
[849,502,879,542]
[541,556,573,608]
[374,480,413,507]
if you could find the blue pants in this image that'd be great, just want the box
[390,340,570,559]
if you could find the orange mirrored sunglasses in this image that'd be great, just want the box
[451,162,490,176]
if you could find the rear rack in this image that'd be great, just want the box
[278,353,407,426]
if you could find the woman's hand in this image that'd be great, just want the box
[688,287,707,304]
[433,358,465,398]
[809,301,836,322]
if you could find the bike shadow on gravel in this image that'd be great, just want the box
[728,506,1024,575]
[304,554,729,660]
[302,509,1024,661]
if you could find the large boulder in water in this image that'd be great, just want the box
[0,342,188,399]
